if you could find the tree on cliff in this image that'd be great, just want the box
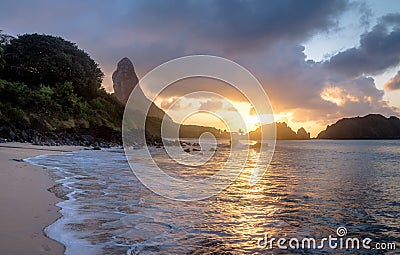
[1,33,103,98]
[0,30,12,72]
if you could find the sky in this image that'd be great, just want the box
[1,0,400,137]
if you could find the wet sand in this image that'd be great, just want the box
[0,143,83,255]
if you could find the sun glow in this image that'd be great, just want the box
[156,96,328,137]
[273,112,294,123]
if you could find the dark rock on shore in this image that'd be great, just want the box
[317,114,400,139]
[48,183,70,200]
[0,119,122,147]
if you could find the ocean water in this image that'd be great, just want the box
[26,140,400,254]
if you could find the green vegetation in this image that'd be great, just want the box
[0,33,123,134]
[0,79,123,131]
[1,33,103,98]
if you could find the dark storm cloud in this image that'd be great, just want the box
[0,0,349,75]
[324,13,400,77]
[381,13,400,24]
[119,0,348,53]
[96,0,350,86]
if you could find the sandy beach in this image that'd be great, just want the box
[0,142,83,255]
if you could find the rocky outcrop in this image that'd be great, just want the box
[112,57,138,105]
[111,57,175,142]
[297,127,311,139]
[317,114,400,139]
[249,122,311,140]
[0,119,121,147]
[112,57,172,120]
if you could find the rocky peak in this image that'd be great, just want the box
[112,57,138,105]
[297,127,311,139]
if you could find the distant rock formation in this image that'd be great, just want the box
[249,122,311,140]
[112,57,138,105]
[317,114,400,139]
[297,127,311,140]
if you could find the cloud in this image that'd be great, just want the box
[324,13,400,77]
[319,77,394,117]
[243,42,398,124]
[151,38,398,126]
[150,77,248,103]
[385,71,400,91]
[350,0,373,30]
[0,0,349,85]
[96,0,349,90]
[159,97,181,110]
[198,100,223,111]
[320,86,359,106]
[123,0,348,53]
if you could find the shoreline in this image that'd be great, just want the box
[0,142,83,255]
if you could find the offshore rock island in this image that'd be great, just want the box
[317,114,400,139]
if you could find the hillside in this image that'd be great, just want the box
[0,33,123,146]
[317,114,400,139]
